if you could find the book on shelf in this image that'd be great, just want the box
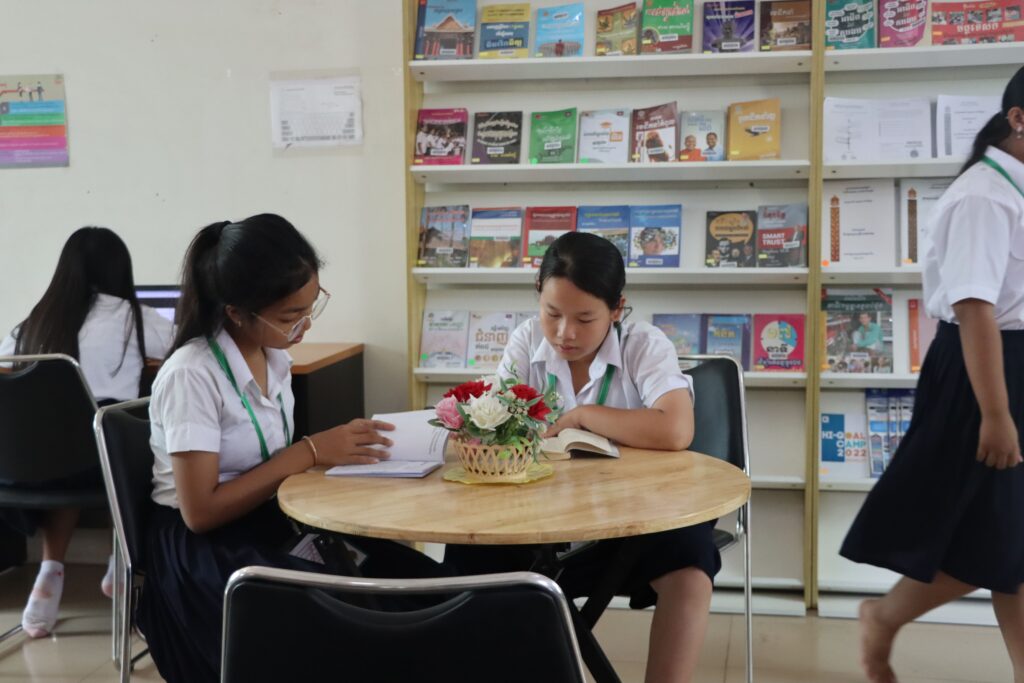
[757,203,808,268]
[415,0,477,60]
[578,205,630,260]
[878,0,929,47]
[631,102,678,163]
[865,389,889,477]
[471,111,523,165]
[652,313,704,355]
[326,410,446,479]
[679,110,725,162]
[702,0,756,53]
[479,3,531,59]
[420,310,470,368]
[418,205,470,268]
[825,0,876,49]
[820,412,870,480]
[469,207,523,268]
[726,98,781,161]
[467,311,515,371]
[821,288,894,375]
[705,210,757,268]
[936,94,1002,159]
[931,1,1024,45]
[640,0,695,53]
[823,97,933,163]
[898,177,954,266]
[535,2,585,57]
[542,428,620,460]
[629,204,682,268]
[705,314,751,370]
[752,314,805,372]
[523,206,577,267]
[821,179,897,269]
[887,391,901,462]
[908,298,939,373]
[529,107,578,164]
[578,109,631,164]
[414,108,468,165]
[897,390,914,459]
[759,0,812,51]
[596,2,640,56]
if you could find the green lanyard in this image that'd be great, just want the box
[982,156,1024,200]
[207,337,291,462]
[546,325,620,407]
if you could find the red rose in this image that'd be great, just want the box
[508,384,551,421]
[443,380,491,403]
[528,399,552,422]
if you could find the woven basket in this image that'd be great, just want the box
[451,437,536,483]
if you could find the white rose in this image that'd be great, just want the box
[466,394,512,431]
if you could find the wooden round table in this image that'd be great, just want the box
[278,448,751,545]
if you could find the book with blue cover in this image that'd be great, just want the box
[653,313,703,355]
[416,0,477,60]
[629,204,682,268]
[479,3,531,58]
[535,3,586,57]
[704,314,751,370]
[577,205,630,261]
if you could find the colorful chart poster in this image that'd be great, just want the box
[0,74,69,168]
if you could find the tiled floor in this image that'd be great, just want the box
[0,564,1013,682]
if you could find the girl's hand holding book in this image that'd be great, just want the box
[312,419,396,467]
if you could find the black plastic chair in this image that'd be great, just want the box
[94,398,153,682]
[681,354,753,683]
[0,354,107,643]
[221,567,587,683]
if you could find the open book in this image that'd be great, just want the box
[325,410,446,478]
[540,428,619,461]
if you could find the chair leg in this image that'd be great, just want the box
[111,542,121,664]
[0,624,23,644]
[743,501,753,683]
[118,568,133,683]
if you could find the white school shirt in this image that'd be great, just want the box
[923,146,1024,330]
[497,318,692,411]
[149,327,295,509]
[0,293,174,402]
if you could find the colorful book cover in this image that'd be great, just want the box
[467,312,516,370]
[887,392,901,461]
[596,2,641,55]
[420,310,470,368]
[578,109,631,164]
[417,205,470,267]
[908,298,939,373]
[879,0,928,47]
[471,111,523,164]
[727,98,781,161]
[631,102,678,163]
[414,108,468,165]
[629,204,682,268]
[702,0,756,53]
[705,210,757,268]
[523,206,577,267]
[932,1,1024,45]
[641,0,695,53]
[529,107,578,164]
[479,3,531,58]
[865,389,890,477]
[653,313,704,355]
[822,179,898,269]
[535,3,586,57]
[821,288,894,374]
[577,205,630,261]
[897,390,915,457]
[898,178,954,265]
[414,0,429,59]
[756,203,808,267]
[820,412,869,473]
[469,207,523,268]
[418,0,477,60]
[759,0,812,50]
[752,314,805,372]
[825,0,877,49]
[705,314,751,370]
[679,110,725,161]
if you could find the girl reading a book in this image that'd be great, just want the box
[446,231,713,683]
[138,214,445,683]
[842,66,1024,683]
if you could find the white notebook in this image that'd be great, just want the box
[325,410,447,478]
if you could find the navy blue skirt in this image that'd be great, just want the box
[841,321,1024,594]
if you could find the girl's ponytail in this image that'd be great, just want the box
[170,221,230,353]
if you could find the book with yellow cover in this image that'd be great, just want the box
[726,98,781,160]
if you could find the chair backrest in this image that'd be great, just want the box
[94,398,154,571]
[0,354,99,483]
[222,568,587,683]
[680,355,749,473]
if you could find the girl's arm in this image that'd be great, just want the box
[544,388,694,451]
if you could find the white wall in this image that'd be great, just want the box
[0,0,411,414]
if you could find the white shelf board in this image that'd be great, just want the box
[820,373,919,389]
[825,43,1024,72]
[824,159,962,180]
[410,51,813,82]
[821,267,921,286]
[752,475,805,490]
[743,372,807,389]
[411,160,811,185]
[819,581,991,600]
[818,594,996,627]
[413,267,809,287]
[415,367,808,389]
[820,478,876,492]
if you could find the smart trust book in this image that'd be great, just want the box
[596,2,640,55]
[705,210,757,267]
[467,311,516,371]
[479,3,531,58]
[469,207,523,268]
[414,108,468,165]
[417,205,470,268]
[529,107,578,164]
[523,206,577,267]
[825,0,876,49]
[652,313,704,355]
[679,110,725,161]
[759,0,812,50]
[535,3,585,57]
[752,314,805,372]
[702,0,756,53]
[578,108,631,164]
[415,0,478,60]
[578,205,630,261]
[628,204,682,268]
[420,310,470,368]
[821,179,897,269]
[705,314,751,370]
[640,0,695,53]
[471,111,523,164]
[756,203,807,267]
[727,98,781,161]
[631,102,678,163]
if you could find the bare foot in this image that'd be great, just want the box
[859,599,898,683]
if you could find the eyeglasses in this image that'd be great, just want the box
[254,288,331,343]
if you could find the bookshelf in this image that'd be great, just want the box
[823,159,962,180]
[412,266,809,287]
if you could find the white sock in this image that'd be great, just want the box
[101,554,115,599]
[22,560,64,638]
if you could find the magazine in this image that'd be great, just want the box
[705,314,751,370]
[420,310,470,368]
[825,0,876,49]
[821,179,897,269]
[727,98,781,161]
[479,3,531,58]
[596,2,641,55]
[752,314,805,372]
[702,0,756,53]
[629,204,682,268]
[414,108,468,165]
[523,206,577,267]
[932,1,1024,45]
[471,111,523,164]
[578,205,630,261]
[652,313,704,355]
[756,203,808,267]
[821,288,894,374]
[417,205,470,268]
[631,102,678,163]
[705,210,757,268]
[679,110,725,161]
[529,107,578,164]
[759,0,812,50]
[467,311,516,371]
[878,0,928,47]
[416,0,477,60]
[535,2,586,57]
[640,0,695,53]
[578,109,631,164]
[469,207,523,268]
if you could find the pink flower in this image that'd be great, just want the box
[435,396,463,430]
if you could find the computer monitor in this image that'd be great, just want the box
[135,285,181,324]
